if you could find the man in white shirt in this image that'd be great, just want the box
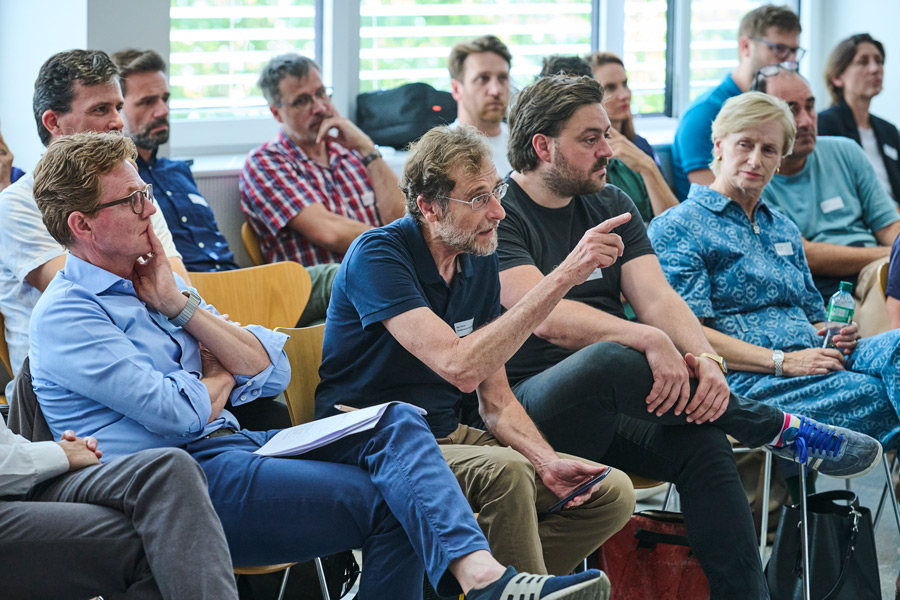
[448,35,514,176]
[0,414,237,598]
[0,49,187,381]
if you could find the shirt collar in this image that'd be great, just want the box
[687,183,772,218]
[62,253,134,296]
[398,215,474,285]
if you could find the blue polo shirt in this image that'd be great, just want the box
[315,215,501,437]
[672,75,742,200]
[137,152,238,272]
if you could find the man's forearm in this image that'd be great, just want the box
[635,291,715,356]
[802,239,889,276]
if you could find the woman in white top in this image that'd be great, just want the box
[819,33,900,203]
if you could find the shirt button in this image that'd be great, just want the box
[166,190,173,197]
[181,216,188,223]
[215,264,221,269]
[251,389,260,396]
[198,242,205,248]
[240,394,247,401]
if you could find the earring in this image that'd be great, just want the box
[775,166,781,174]
[715,156,722,162]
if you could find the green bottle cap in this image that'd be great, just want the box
[838,281,853,292]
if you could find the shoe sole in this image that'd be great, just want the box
[812,442,883,479]
[541,572,611,600]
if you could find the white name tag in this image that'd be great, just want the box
[884,144,899,161]
[820,196,845,214]
[188,193,210,208]
[585,268,603,282]
[774,241,793,256]
[454,318,474,337]
[360,191,376,207]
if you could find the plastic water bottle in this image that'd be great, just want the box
[822,281,855,349]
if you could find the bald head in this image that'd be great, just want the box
[761,71,817,159]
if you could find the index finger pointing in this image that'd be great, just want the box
[591,212,632,234]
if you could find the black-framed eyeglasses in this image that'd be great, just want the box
[95,184,153,215]
[439,182,508,211]
[289,86,334,110]
[750,37,806,62]
[751,61,800,91]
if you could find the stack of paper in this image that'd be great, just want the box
[254,402,427,457]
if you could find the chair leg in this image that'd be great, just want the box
[759,450,772,560]
[315,557,332,600]
[799,463,811,600]
[276,565,291,600]
[874,453,900,539]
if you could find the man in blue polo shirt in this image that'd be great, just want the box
[672,4,801,200]
[316,124,636,576]
[111,49,237,273]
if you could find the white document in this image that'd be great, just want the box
[254,402,427,457]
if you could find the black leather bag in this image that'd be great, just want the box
[765,490,880,600]
[356,82,457,150]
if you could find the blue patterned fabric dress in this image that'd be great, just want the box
[647,184,900,449]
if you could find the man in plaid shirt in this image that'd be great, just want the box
[240,54,406,320]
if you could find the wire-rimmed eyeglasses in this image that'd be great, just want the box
[439,182,508,211]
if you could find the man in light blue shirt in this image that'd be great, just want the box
[26,131,613,600]
[672,4,802,200]
[756,69,900,335]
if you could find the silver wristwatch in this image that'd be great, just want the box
[772,350,784,377]
[361,147,382,167]
[169,289,201,328]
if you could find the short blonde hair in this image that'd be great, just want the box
[709,91,796,174]
[33,131,137,247]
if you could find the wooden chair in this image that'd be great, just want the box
[233,564,293,600]
[879,260,890,298]
[275,325,325,427]
[273,324,347,599]
[0,312,11,406]
[242,222,265,266]
[189,262,312,330]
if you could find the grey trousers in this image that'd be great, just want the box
[0,447,238,600]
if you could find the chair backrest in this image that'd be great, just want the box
[275,324,326,426]
[189,262,312,330]
[242,222,265,266]
[0,311,12,379]
[879,260,890,298]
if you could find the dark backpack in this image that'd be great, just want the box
[356,82,457,150]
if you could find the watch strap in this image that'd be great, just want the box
[361,147,382,167]
[772,350,785,377]
[698,352,727,374]
[169,289,201,328]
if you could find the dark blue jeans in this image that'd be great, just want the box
[187,403,489,599]
[511,342,783,600]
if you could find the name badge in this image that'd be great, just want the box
[585,268,603,282]
[884,144,899,161]
[774,241,793,256]
[820,196,845,214]
[454,318,474,337]
[360,191,376,207]
[188,193,210,207]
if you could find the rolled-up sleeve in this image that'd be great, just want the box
[228,325,290,406]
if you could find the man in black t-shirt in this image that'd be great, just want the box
[494,75,881,600]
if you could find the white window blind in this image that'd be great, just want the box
[169,0,317,120]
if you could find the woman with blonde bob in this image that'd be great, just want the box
[650,91,900,473]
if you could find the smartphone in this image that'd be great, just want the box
[547,467,612,514]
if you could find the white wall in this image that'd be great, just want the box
[810,0,900,124]
[0,0,168,171]
[0,0,89,171]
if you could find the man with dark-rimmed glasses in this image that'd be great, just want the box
[673,3,802,200]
